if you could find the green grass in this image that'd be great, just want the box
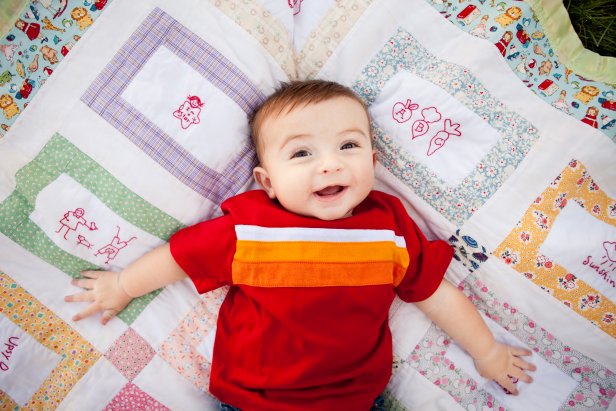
[0,0,28,37]
[565,0,616,57]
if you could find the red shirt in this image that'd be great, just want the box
[170,190,453,410]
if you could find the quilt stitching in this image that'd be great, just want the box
[81,8,263,205]
[354,28,540,225]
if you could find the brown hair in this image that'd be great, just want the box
[249,80,370,159]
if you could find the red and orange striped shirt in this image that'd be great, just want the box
[170,190,453,410]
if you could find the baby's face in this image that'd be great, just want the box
[253,96,375,220]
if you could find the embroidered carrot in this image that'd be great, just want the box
[427,119,461,156]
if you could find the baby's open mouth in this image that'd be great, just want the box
[315,185,345,197]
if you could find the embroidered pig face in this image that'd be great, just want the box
[173,96,204,129]
[603,241,616,262]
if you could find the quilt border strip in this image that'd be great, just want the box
[525,0,616,84]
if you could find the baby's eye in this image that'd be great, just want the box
[291,149,310,159]
[341,142,359,150]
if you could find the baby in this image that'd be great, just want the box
[66,80,534,410]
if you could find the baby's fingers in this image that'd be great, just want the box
[507,364,534,384]
[496,375,519,395]
[64,290,93,303]
[72,302,102,322]
[80,270,103,279]
[510,346,533,358]
[71,277,95,290]
[513,356,536,372]
[101,309,119,325]
[510,350,536,383]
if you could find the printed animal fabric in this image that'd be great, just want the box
[0,0,614,410]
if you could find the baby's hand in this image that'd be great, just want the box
[65,270,133,325]
[473,342,536,395]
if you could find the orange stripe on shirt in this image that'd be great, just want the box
[232,240,409,287]
[235,240,408,264]
[232,261,407,287]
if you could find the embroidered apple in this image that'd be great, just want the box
[392,99,418,123]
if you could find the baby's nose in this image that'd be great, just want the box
[319,157,343,174]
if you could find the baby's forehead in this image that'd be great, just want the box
[266,97,367,126]
[252,95,370,149]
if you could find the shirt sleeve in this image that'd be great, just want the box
[169,214,236,294]
[392,199,454,303]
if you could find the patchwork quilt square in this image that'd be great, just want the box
[81,8,264,205]
[354,29,540,226]
[494,160,616,337]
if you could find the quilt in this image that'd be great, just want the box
[0,0,614,409]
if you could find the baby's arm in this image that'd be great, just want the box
[65,243,187,325]
[414,279,536,394]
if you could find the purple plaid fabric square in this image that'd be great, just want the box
[82,8,265,205]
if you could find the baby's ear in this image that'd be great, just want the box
[253,166,276,199]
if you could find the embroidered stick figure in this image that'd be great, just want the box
[411,107,441,139]
[392,99,419,123]
[56,207,97,240]
[173,95,204,129]
[427,119,461,156]
[94,226,137,264]
[76,234,93,249]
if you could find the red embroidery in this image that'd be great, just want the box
[427,119,461,156]
[412,107,442,139]
[173,95,204,129]
[56,207,97,240]
[604,241,616,263]
[94,226,137,264]
[289,0,303,15]
[0,336,19,372]
[390,99,463,157]
[76,234,94,249]
[392,99,419,124]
